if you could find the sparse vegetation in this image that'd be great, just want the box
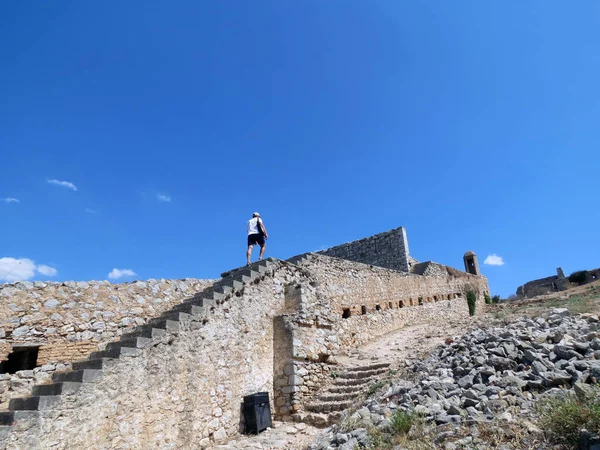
[492,294,501,303]
[466,290,477,316]
[389,410,416,435]
[367,381,385,396]
[364,410,426,449]
[538,387,600,448]
[569,270,588,285]
[484,293,492,304]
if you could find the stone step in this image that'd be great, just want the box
[217,278,244,291]
[330,375,378,387]
[53,369,103,383]
[234,268,260,281]
[207,291,226,302]
[89,345,141,360]
[221,261,268,278]
[0,411,40,427]
[342,368,389,379]
[105,337,151,352]
[260,257,277,265]
[346,363,390,372]
[213,284,234,294]
[159,311,192,323]
[170,303,207,316]
[0,412,13,426]
[121,326,167,341]
[146,318,181,332]
[317,391,361,403]
[32,382,82,396]
[305,400,353,413]
[9,396,62,411]
[256,264,269,274]
[72,358,117,371]
[328,385,365,394]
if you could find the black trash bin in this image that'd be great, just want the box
[243,391,272,434]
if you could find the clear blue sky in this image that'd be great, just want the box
[1,1,598,297]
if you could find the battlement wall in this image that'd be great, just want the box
[1,252,490,447]
[316,226,412,272]
[291,253,489,317]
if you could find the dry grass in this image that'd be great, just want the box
[486,281,600,323]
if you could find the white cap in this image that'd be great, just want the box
[253,212,260,217]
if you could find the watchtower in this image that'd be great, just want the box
[463,251,480,276]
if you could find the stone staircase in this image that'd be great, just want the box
[302,362,390,427]
[0,258,278,446]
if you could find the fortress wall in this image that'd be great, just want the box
[284,254,489,413]
[317,226,411,272]
[0,279,215,411]
[294,253,489,316]
[5,264,305,449]
[0,278,215,363]
[516,275,559,297]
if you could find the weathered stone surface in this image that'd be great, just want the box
[0,228,490,448]
[311,310,600,450]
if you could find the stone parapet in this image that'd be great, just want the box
[316,227,411,272]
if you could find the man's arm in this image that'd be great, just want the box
[260,220,269,240]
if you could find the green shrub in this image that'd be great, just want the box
[492,295,501,303]
[466,290,477,316]
[389,410,415,435]
[367,381,385,396]
[484,293,492,304]
[569,271,588,285]
[538,387,600,447]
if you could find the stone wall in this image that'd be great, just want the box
[516,275,560,298]
[0,226,491,447]
[317,227,412,272]
[0,278,215,363]
[4,262,307,449]
[0,363,72,411]
[0,278,214,410]
[516,267,600,298]
[0,252,490,447]
[276,253,489,417]
[292,253,488,317]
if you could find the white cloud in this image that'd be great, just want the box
[484,254,505,266]
[37,265,58,276]
[0,257,58,282]
[48,179,77,191]
[108,268,136,280]
[157,194,171,202]
[1,198,20,204]
[85,208,98,214]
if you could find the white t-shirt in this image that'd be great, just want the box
[247,217,262,235]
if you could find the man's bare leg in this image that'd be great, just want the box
[246,245,253,265]
[258,244,266,261]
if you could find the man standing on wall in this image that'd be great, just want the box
[247,212,268,265]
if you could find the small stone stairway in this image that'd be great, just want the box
[303,362,390,426]
[0,258,278,444]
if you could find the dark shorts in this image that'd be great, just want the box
[247,234,265,247]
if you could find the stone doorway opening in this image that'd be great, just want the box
[0,345,40,374]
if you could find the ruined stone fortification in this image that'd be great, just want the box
[317,227,413,272]
[516,267,600,298]
[0,227,488,449]
[0,278,215,412]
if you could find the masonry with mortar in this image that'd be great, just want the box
[0,226,488,449]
